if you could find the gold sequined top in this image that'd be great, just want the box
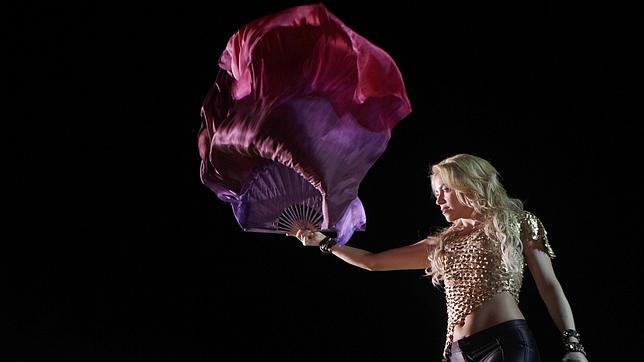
[437,211,555,361]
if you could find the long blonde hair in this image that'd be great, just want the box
[426,154,524,287]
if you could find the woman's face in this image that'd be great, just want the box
[432,175,476,223]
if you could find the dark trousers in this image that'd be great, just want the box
[449,319,541,362]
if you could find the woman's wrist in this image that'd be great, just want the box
[319,236,338,253]
[561,329,586,357]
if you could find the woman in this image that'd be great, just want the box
[290,154,587,362]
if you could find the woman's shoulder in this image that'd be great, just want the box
[421,235,441,246]
[513,210,556,258]
[505,210,543,237]
[515,210,541,225]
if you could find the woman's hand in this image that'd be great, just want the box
[288,229,326,246]
[562,351,588,362]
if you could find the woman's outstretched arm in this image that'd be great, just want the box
[291,230,435,271]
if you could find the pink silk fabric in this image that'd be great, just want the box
[198,4,411,243]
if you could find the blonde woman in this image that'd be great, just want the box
[291,154,587,362]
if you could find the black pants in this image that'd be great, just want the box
[449,319,541,362]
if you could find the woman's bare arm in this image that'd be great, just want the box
[293,230,435,271]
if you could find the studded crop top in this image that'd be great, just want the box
[436,211,555,361]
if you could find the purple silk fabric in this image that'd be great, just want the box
[198,4,411,244]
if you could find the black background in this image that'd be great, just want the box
[10,1,642,361]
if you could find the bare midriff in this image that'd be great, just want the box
[452,292,525,341]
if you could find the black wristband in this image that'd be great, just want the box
[563,341,586,356]
[319,236,337,253]
[561,329,586,356]
[561,329,581,341]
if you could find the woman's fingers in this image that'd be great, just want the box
[294,229,309,243]
[289,229,318,246]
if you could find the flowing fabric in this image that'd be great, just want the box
[198,3,411,244]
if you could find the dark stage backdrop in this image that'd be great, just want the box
[10,1,641,361]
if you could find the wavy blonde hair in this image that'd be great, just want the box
[426,154,524,287]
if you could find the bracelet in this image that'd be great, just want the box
[561,329,586,356]
[563,341,586,356]
[561,329,581,341]
[319,236,337,254]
